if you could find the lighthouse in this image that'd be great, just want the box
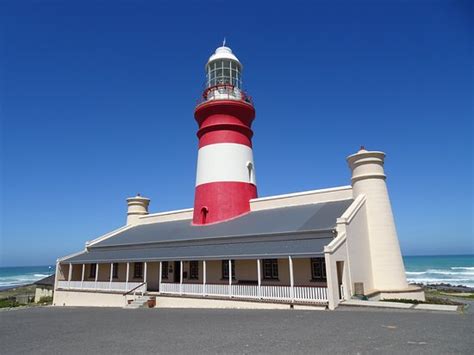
[192,44,257,225]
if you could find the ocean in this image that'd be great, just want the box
[0,265,55,290]
[404,254,474,288]
[0,255,473,290]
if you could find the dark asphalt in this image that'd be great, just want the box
[0,306,472,354]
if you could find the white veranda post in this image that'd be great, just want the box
[68,263,72,288]
[257,259,261,298]
[179,261,183,294]
[144,262,148,287]
[126,262,130,290]
[109,263,113,289]
[203,260,207,296]
[95,263,99,289]
[289,256,295,302]
[159,261,162,293]
[228,259,232,297]
[81,264,85,288]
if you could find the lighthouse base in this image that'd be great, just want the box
[193,182,257,225]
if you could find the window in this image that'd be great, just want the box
[161,261,169,279]
[189,261,199,280]
[89,264,96,279]
[207,60,241,89]
[222,260,235,279]
[311,258,327,281]
[246,161,254,182]
[201,207,209,224]
[263,259,279,280]
[112,263,118,279]
[134,262,143,279]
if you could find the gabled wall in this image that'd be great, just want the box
[343,199,374,294]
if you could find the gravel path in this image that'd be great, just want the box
[1,306,472,354]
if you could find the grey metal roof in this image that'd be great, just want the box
[64,234,333,263]
[62,199,352,264]
[93,199,353,248]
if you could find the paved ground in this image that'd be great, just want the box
[0,306,472,354]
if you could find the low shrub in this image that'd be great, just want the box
[0,298,20,308]
[38,296,53,304]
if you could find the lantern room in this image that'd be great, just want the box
[202,45,249,103]
[206,46,242,89]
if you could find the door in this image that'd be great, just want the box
[174,261,181,283]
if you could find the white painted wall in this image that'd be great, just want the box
[53,290,127,307]
[195,143,256,186]
[138,208,194,225]
[343,200,375,294]
[156,296,294,309]
[250,186,352,211]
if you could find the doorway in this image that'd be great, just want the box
[174,261,181,283]
[336,261,344,299]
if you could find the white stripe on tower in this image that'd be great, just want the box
[195,143,256,186]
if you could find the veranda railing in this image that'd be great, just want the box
[159,283,328,303]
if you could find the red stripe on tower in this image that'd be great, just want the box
[192,45,257,225]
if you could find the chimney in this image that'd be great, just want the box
[126,194,150,225]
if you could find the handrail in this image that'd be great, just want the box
[197,84,253,106]
[123,282,146,296]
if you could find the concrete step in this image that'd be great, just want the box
[124,296,151,309]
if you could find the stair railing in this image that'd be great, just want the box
[123,282,146,297]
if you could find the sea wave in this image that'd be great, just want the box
[406,269,474,276]
[451,267,474,270]
[0,270,54,288]
[407,278,474,288]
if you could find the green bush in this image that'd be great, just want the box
[0,298,20,308]
[38,296,53,304]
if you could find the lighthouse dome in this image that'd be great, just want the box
[207,46,241,67]
[205,44,243,91]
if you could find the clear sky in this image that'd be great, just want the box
[1,0,472,266]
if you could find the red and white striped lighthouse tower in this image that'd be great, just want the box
[193,44,257,225]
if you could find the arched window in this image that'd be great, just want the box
[246,161,254,182]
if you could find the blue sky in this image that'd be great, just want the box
[1,0,472,266]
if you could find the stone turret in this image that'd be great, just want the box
[126,194,150,225]
[347,147,408,290]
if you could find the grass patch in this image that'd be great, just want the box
[0,285,36,300]
[440,292,474,299]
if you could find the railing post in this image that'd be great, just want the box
[68,263,72,289]
[109,263,113,290]
[144,262,147,286]
[257,259,261,298]
[203,260,207,296]
[179,261,183,295]
[159,261,162,294]
[126,262,129,291]
[81,264,85,289]
[289,256,295,302]
[95,263,99,289]
[228,259,232,298]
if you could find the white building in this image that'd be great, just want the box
[53,45,424,309]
